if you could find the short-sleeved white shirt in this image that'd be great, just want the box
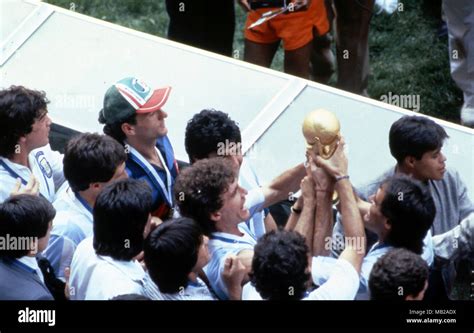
[69,238,147,300]
[356,231,434,300]
[143,274,216,300]
[0,144,64,203]
[204,188,264,300]
[43,187,93,280]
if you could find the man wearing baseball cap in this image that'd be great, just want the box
[99,77,178,219]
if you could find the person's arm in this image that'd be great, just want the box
[9,174,39,197]
[293,176,316,251]
[314,138,366,273]
[334,184,371,223]
[260,163,306,208]
[285,195,304,231]
[357,196,371,222]
[310,158,334,257]
[336,179,366,273]
[236,249,254,282]
[263,212,278,233]
[222,255,246,300]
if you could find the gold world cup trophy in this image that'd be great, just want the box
[302,108,341,202]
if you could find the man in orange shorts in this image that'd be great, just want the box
[241,0,331,79]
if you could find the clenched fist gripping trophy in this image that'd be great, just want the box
[302,109,341,202]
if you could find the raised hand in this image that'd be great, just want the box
[313,137,348,178]
[10,174,40,197]
[222,254,246,300]
[306,155,334,193]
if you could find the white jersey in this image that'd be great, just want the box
[69,238,147,300]
[43,187,94,280]
[0,144,64,203]
[356,231,434,300]
[143,274,216,300]
[204,188,264,300]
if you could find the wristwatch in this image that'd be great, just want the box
[291,205,302,214]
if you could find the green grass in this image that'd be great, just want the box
[46,0,462,123]
[368,0,463,122]
[45,0,169,37]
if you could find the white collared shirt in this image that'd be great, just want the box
[0,144,65,203]
[143,274,215,300]
[69,238,147,300]
[43,187,94,280]
[356,230,434,300]
[203,188,264,300]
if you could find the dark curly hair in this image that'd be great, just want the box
[174,158,236,236]
[0,86,50,157]
[381,175,435,254]
[184,109,241,163]
[250,230,311,300]
[98,110,137,145]
[369,248,429,300]
[144,217,203,294]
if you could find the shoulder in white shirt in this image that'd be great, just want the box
[144,274,215,300]
[69,237,147,300]
[43,187,94,280]
[0,144,64,203]
[205,223,257,300]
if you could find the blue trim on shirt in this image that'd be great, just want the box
[210,235,255,247]
[125,136,178,210]
[0,159,47,199]
[0,160,28,185]
[370,242,391,253]
[74,192,93,214]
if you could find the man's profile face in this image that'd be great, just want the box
[364,186,387,233]
[410,148,447,181]
[133,109,168,140]
[217,178,250,226]
[25,109,51,150]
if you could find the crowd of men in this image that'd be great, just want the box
[0,79,472,301]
